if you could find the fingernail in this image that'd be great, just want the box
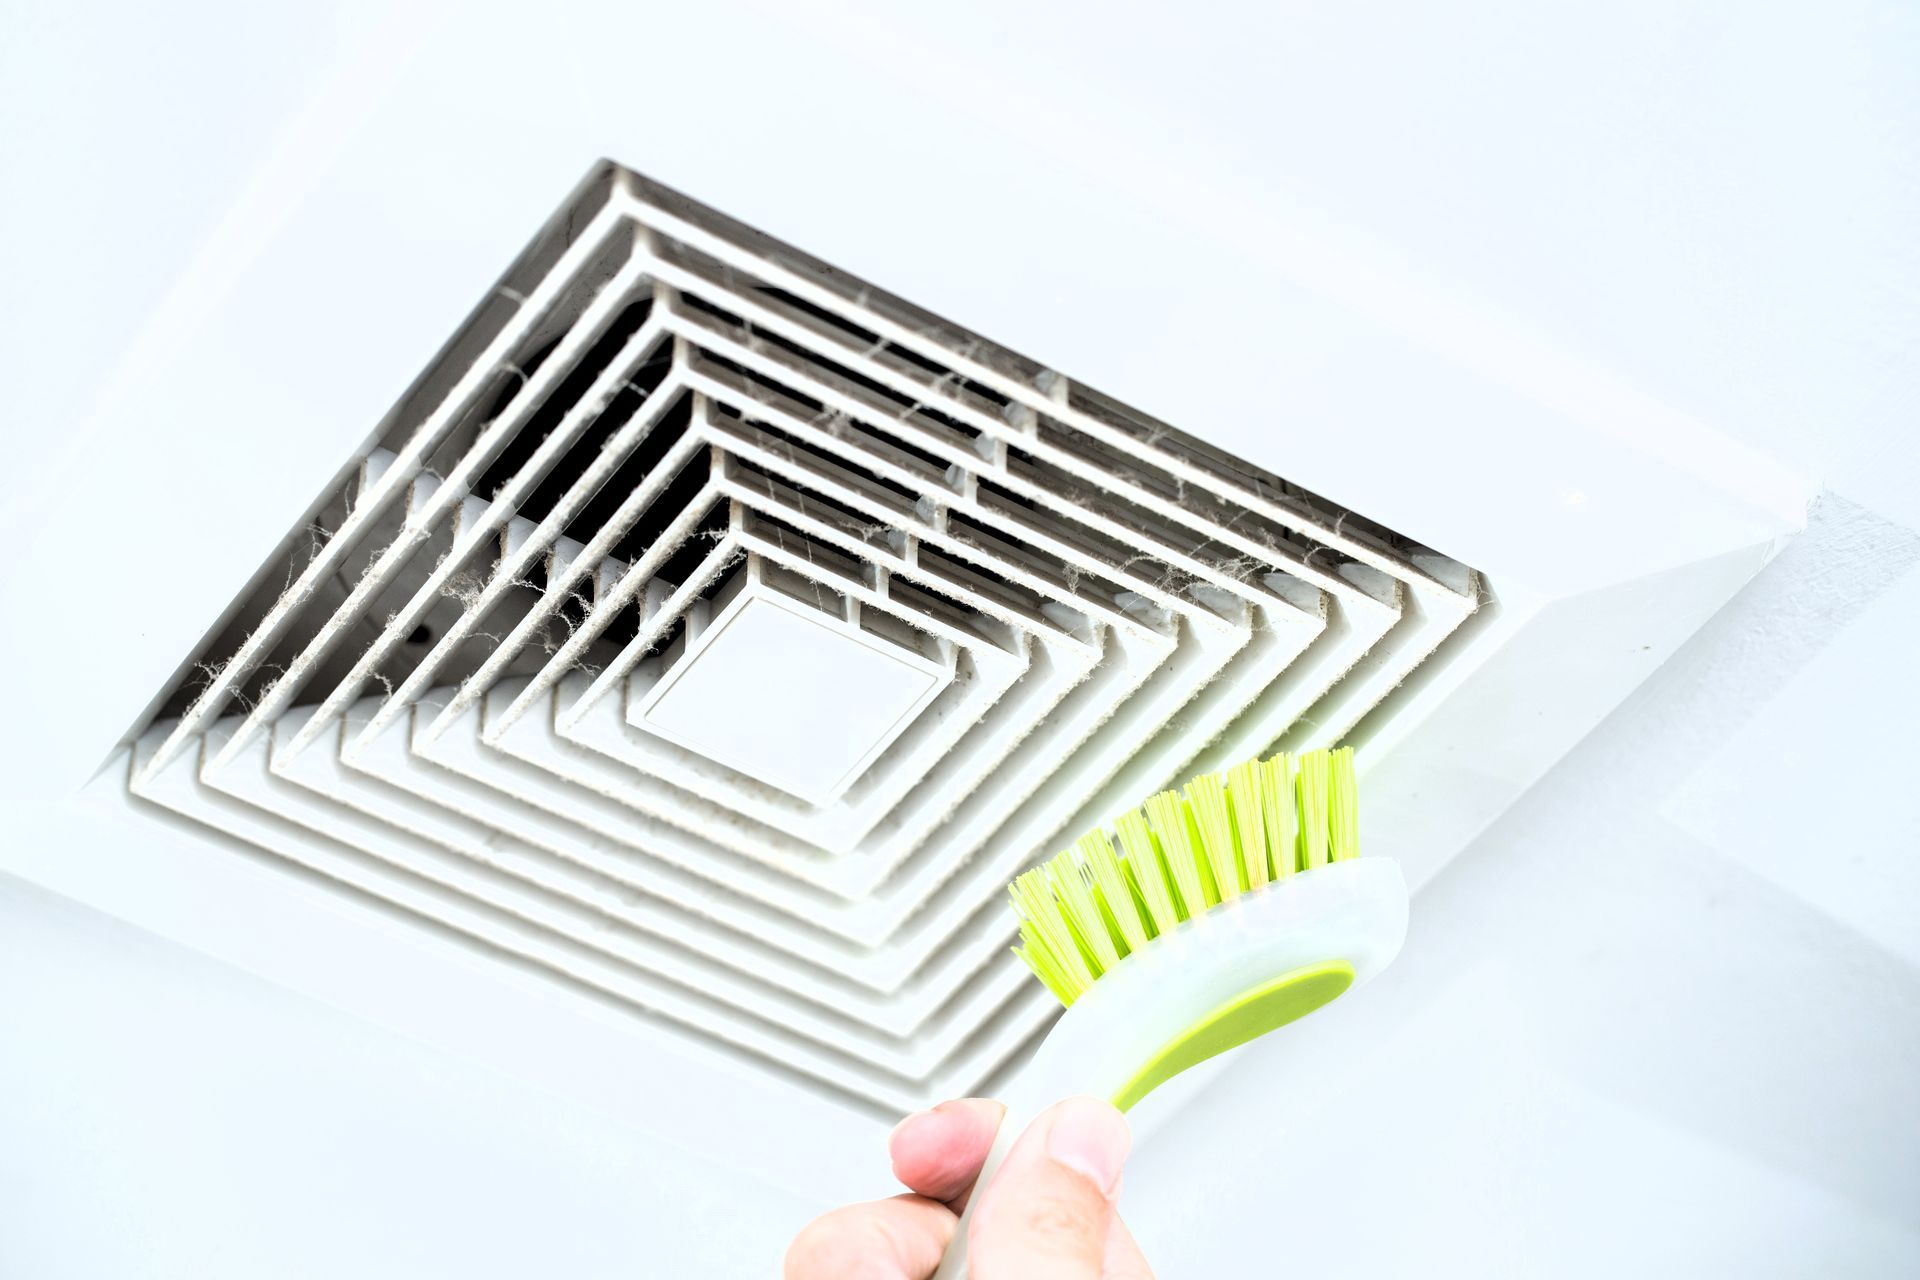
[1044,1097,1130,1197]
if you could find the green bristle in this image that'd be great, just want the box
[1187,797,1226,908]
[1048,848,1119,971]
[1012,928,1079,1006]
[1013,905,1075,1005]
[1227,758,1269,891]
[1121,859,1159,940]
[1184,772,1242,902]
[1328,747,1359,861]
[1296,750,1332,869]
[1079,830,1148,955]
[1012,748,1360,1006]
[1119,858,1160,941]
[1114,809,1178,936]
[1262,754,1296,877]
[1144,789,1206,920]
[1009,865,1091,1002]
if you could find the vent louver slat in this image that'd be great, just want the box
[127,163,1483,1112]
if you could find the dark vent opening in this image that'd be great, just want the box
[887,574,990,634]
[625,474,725,581]
[509,336,675,528]
[730,459,900,549]
[917,542,1050,619]
[562,391,695,546]
[598,595,642,650]
[750,285,1010,409]
[701,348,827,415]
[947,510,1137,606]
[725,409,920,506]
[972,480,1177,589]
[751,284,879,346]
[746,510,866,586]
[689,290,983,443]
[606,441,714,566]
[476,296,656,505]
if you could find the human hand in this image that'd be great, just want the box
[784,1095,1153,1279]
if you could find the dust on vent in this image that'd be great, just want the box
[126,161,1483,1113]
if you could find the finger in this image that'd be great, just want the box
[783,1194,955,1280]
[967,1096,1132,1280]
[888,1098,1006,1206]
[1103,1212,1157,1280]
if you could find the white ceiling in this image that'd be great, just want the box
[2,0,1916,1275]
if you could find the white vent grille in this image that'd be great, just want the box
[126,163,1483,1112]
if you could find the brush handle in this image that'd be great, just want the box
[929,1104,1025,1280]
[930,861,1411,1278]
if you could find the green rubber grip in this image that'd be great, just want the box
[1111,959,1355,1111]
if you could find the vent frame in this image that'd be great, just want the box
[119,162,1507,1111]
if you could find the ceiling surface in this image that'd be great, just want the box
[2,1,1916,1276]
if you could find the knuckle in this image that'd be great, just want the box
[978,1188,1106,1265]
[1021,1193,1098,1243]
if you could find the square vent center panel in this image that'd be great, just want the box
[630,558,951,805]
[122,162,1484,1113]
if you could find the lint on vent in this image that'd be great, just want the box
[125,161,1482,1112]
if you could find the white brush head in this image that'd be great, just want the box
[1005,857,1409,1112]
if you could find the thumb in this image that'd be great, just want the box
[967,1097,1132,1280]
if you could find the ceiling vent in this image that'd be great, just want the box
[126,162,1483,1112]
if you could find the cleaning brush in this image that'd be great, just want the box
[931,746,1408,1279]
